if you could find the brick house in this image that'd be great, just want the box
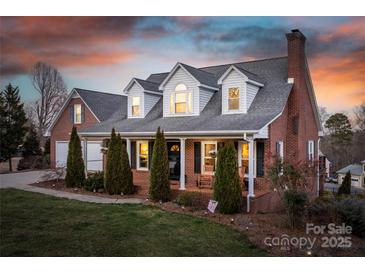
[48,29,322,212]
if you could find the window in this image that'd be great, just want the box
[308,140,314,161]
[276,141,284,175]
[74,104,82,124]
[137,141,148,170]
[170,84,192,114]
[201,142,217,175]
[131,96,140,117]
[239,142,256,176]
[228,87,240,110]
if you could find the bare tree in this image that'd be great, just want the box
[318,106,330,135]
[31,62,67,146]
[353,102,365,131]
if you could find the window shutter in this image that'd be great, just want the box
[256,142,265,177]
[131,141,136,169]
[81,104,85,123]
[218,142,225,151]
[148,140,154,170]
[69,105,74,124]
[194,142,201,174]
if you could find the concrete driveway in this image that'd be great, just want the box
[0,170,143,204]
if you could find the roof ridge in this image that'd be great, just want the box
[135,78,160,85]
[74,88,124,97]
[198,56,288,70]
[180,62,216,76]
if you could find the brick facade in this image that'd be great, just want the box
[50,97,99,168]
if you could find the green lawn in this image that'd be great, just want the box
[0,189,265,256]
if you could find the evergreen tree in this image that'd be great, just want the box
[213,143,242,214]
[44,138,50,155]
[0,84,27,171]
[325,113,353,146]
[338,171,351,195]
[65,127,76,187]
[65,127,85,187]
[149,127,170,202]
[120,142,134,194]
[104,129,123,194]
[22,127,41,157]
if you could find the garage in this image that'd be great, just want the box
[86,141,103,171]
[55,141,85,168]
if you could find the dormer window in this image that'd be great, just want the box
[169,84,192,114]
[228,88,240,111]
[131,96,140,117]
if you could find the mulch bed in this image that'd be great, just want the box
[32,179,365,257]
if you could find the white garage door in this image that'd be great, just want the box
[87,142,103,171]
[56,141,85,168]
[56,141,69,168]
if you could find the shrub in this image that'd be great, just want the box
[213,143,242,214]
[120,143,134,194]
[65,127,85,188]
[104,129,123,195]
[17,155,42,170]
[149,127,170,202]
[283,190,308,228]
[22,127,41,157]
[175,192,202,208]
[338,171,351,195]
[84,172,104,192]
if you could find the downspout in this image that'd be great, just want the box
[317,138,320,197]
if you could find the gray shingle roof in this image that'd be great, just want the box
[134,78,161,93]
[80,57,293,135]
[179,63,218,89]
[75,88,127,121]
[337,164,364,176]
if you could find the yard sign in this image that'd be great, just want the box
[207,200,218,213]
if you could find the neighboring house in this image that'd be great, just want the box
[49,29,322,212]
[319,150,331,178]
[47,88,127,170]
[337,160,365,188]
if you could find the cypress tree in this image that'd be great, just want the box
[65,127,76,187]
[105,129,123,194]
[120,142,134,194]
[213,143,242,214]
[149,127,170,202]
[338,170,351,195]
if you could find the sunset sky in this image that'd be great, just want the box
[1,16,364,113]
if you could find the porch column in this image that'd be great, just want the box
[179,138,186,190]
[126,138,131,165]
[84,138,88,175]
[248,137,255,197]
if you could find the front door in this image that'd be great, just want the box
[167,142,180,180]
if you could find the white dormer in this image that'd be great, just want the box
[124,78,162,119]
[159,62,217,117]
[218,65,263,115]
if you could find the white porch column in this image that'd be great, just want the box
[126,138,131,165]
[248,137,255,197]
[179,138,186,190]
[84,138,88,175]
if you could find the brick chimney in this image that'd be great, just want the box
[285,29,307,163]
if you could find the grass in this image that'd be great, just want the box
[0,189,265,256]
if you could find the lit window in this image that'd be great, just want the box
[170,92,192,114]
[170,145,179,152]
[175,83,187,92]
[132,96,140,117]
[241,143,249,174]
[228,87,240,110]
[137,141,148,170]
[74,104,82,124]
[202,142,217,175]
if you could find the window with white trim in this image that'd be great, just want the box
[169,84,192,114]
[74,104,82,124]
[137,141,148,170]
[131,96,140,117]
[228,87,240,111]
[308,140,314,161]
[201,141,217,175]
[276,141,284,175]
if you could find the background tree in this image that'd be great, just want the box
[104,129,123,195]
[120,143,134,194]
[65,127,85,187]
[0,84,27,171]
[338,171,351,195]
[353,102,365,131]
[22,126,41,157]
[318,106,330,134]
[30,62,67,146]
[213,143,242,214]
[325,113,353,146]
[149,127,170,202]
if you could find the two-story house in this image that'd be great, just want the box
[48,29,322,212]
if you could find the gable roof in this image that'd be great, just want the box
[217,65,264,86]
[80,57,293,136]
[337,164,364,176]
[159,62,219,90]
[124,78,161,94]
[46,88,126,135]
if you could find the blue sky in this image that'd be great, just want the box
[1,16,364,113]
